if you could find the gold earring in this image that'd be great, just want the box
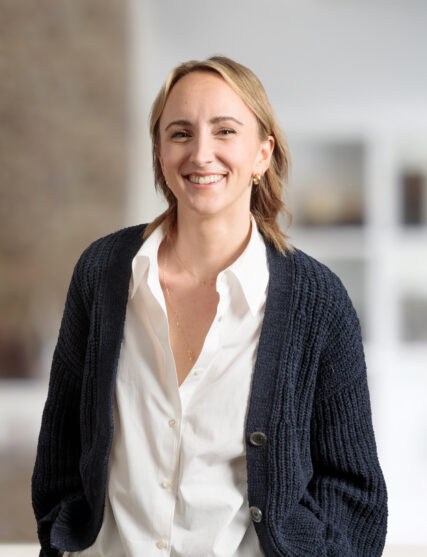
[252,173,262,185]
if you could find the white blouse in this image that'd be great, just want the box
[64,213,269,557]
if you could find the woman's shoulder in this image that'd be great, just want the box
[289,245,358,323]
[69,223,149,301]
[290,246,347,292]
[76,222,149,268]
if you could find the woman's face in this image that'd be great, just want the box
[157,71,274,222]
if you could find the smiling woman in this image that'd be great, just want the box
[32,56,388,557]
[156,70,275,250]
[147,56,293,259]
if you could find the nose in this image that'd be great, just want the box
[189,132,214,166]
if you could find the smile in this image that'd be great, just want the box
[186,174,225,185]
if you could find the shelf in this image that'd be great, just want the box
[288,139,366,227]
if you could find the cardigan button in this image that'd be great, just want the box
[249,431,267,446]
[249,506,263,523]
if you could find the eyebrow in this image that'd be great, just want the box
[164,116,244,132]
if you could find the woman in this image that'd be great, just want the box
[32,55,388,557]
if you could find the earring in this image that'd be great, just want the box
[252,173,262,185]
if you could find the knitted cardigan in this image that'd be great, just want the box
[31,223,388,557]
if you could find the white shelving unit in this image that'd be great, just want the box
[281,106,427,544]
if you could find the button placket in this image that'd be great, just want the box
[152,404,181,550]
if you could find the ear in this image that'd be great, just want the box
[255,135,275,175]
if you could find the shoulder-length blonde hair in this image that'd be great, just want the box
[143,55,294,256]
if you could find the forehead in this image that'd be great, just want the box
[160,71,255,125]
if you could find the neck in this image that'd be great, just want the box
[165,210,253,281]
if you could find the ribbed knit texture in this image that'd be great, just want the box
[31,223,388,557]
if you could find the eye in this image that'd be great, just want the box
[171,130,191,139]
[218,129,236,136]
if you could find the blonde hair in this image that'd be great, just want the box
[143,55,294,256]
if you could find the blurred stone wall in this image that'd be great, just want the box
[0,0,128,380]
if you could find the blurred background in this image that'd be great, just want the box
[1,0,426,553]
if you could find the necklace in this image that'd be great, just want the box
[160,237,199,363]
[170,240,217,287]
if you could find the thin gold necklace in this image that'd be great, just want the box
[160,238,199,363]
[170,240,217,288]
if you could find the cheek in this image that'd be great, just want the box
[160,145,185,168]
[225,138,259,167]
[159,148,180,173]
[217,143,245,166]
[229,152,258,175]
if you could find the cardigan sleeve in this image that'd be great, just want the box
[307,275,388,556]
[31,249,91,557]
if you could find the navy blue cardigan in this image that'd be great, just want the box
[31,223,388,556]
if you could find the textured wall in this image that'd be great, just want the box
[0,1,127,380]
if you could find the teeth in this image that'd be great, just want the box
[187,174,224,185]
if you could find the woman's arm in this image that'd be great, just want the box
[31,250,91,557]
[308,276,388,556]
